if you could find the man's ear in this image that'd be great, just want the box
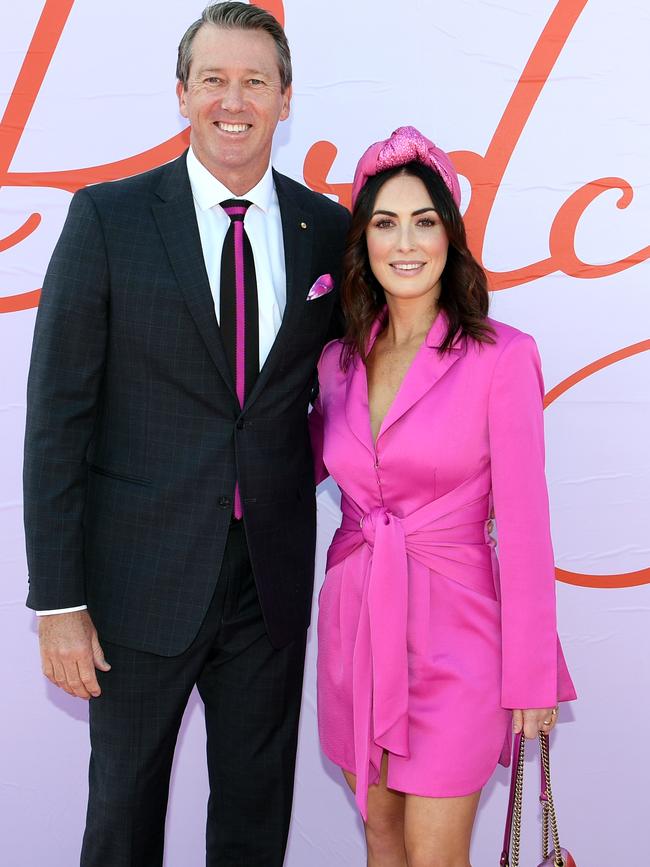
[176,80,189,119]
[280,84,292,122]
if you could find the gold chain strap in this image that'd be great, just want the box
[542,799,550,860]
[510,733,526,867]
[509,733,565,867]
[539,733,564,864]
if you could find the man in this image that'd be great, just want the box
[23,3,349,864]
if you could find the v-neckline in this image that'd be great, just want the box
[364,323,433,449]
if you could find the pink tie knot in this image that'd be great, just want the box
[220,199,251,223]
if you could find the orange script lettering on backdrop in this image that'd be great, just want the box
[304,0,650,288]
[0,0,283,314]
[1,0,648,586]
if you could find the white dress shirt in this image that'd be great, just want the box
[38,147,287,615]
[187,145,286,366]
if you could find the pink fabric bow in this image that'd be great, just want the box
[351,125,461,209]
[307,273,334,301]
[327,469,498,819]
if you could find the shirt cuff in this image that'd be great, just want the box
[36,605,88,615]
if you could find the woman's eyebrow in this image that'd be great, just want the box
[371,207,438,217]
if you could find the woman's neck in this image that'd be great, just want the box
[382,296,439,347]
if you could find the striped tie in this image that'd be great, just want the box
[220,199,259,519]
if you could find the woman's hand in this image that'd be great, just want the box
[512,707,558,739]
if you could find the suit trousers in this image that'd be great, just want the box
[80,521,308,867]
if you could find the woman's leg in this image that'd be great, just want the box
[343,753,407,867]
[403,790,481,867]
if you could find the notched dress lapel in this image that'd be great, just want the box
[346,310,465,450]
[378,317,464,442]
[344,318,383,457]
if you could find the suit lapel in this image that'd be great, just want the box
[152,153,236,402]
[244,170,314,409]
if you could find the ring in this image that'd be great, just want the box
[542,720,552,727]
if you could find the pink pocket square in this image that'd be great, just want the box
[306,274,334,301]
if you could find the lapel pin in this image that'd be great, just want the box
[300,221,308,229]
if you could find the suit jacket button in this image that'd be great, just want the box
[218,496,231,507]
[236,419,245,430]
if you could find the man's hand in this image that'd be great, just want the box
[512,707,558,739]
[38,610,111,699]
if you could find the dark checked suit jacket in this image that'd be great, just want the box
[24,151,350,656]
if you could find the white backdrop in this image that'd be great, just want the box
[1,1,649,865]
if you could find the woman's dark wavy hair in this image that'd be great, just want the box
[340,160,494,370]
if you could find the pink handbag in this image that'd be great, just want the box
[500,732,577,867]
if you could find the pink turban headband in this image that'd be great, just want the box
[350,125,461,209]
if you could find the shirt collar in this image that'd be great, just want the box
[186,146,275,214]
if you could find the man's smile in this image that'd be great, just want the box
[215,121,252,134]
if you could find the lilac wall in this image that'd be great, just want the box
[2,2,649,864]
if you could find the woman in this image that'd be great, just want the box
[310,127,576,867]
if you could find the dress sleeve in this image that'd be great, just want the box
[309,342,338,486]
[488,333,559,709]
[308,389,329,486]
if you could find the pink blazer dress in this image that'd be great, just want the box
[310,311,576,819]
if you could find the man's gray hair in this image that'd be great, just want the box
[176,2,292,92]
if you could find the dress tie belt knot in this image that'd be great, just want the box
[360,506,393,543]
[325,470,495,820]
